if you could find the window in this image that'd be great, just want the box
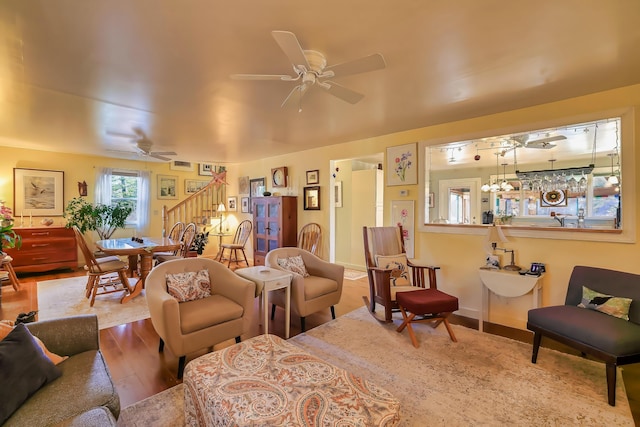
[96,168,150,231]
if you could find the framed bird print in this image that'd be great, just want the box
[14,168,65,216]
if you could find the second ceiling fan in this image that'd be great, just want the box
[231,31,386,110]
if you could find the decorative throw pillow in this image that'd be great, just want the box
[578,286,632,321]
[0,323,62,424]
[375,253,410,286]
[0,321,67,365]
[277,255,310,277]
[166,269,212,302]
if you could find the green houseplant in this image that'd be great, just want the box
[64,197,133,240]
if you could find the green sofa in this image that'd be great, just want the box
[4,315,119,426]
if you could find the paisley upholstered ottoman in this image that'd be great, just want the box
[183,334,400,426]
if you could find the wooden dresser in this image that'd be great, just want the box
[5,227,78,273]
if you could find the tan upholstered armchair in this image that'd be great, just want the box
[145,258,256,378]
[265,247,344,332]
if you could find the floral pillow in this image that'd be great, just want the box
[166,269,212,302]
[277,255,310,277]
[578,286,632,321]
[375,254,410,286]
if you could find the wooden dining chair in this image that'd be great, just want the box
[73,227,133,306]
[217,220,252,267]
[153,221,185,260]
[156,222,197,263]
[297,223,321,256]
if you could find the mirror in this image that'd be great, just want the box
[426,116,622,229]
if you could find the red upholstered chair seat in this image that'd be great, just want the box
[396,289,458,315]
[395,288,459,347]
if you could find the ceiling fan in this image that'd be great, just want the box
[106,128,177,161]
[231,30,386,110]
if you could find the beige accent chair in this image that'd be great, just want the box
[265,247,344,332]
[145,258,256,378]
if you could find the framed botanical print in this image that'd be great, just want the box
[387,142,417,186]
[13,168,65,216]
[157,174,178,199]
[238,176,250,195]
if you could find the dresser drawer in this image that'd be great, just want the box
[18,237,76,252]
[16,227,73,239]
[11,248,77,267]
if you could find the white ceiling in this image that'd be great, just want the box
[1,1,639,165]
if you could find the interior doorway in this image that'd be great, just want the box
[329,154,384,270]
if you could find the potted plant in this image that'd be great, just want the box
[64,197,133,240]
[190,231,209,255]
[0,201,21,252]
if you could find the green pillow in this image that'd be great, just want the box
[578,286,632,321]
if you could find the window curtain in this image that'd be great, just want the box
[95,167,150,234]
[137,170,150,232]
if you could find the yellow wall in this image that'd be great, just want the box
[2,83,640,330]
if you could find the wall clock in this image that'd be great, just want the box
[540,190,567,207]
[271,166,288,188]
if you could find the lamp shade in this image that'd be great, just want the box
[485,225,507,252]
[217,203,226,213]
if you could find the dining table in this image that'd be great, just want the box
[96,236,180,303]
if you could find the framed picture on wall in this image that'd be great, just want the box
[157,175,178,199]
[250,177,265,197]
[391,200,415,258]
[199,163,214,176]
[306,170,319,185]
[241,197,250,213]
[13,168,65,216]
[185,179,208,194]
[387,142,417,186]
[303,186,321,210]
[227,196,237,212]
[238,176,250,195]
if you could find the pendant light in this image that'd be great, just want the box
[500,163,514,191]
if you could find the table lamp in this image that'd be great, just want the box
[486,225,521,271]
[217,203,226,232]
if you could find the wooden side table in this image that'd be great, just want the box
[478,268,543,332]
[235,266,293,338]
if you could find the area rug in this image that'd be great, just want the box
[37,276,150,330]
[117,307,634,426]
[344,268,367,280]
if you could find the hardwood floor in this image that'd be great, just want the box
[2,268,638,424]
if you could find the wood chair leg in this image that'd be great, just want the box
[227,249,233,267]
[5,262,20,291]
[177,356,186,379]
[241,249,249,266]
[85,276,95,299]
[442,317,457,342]
[90,279,99,307]
[606,363,617,406]
[396,307,419,348]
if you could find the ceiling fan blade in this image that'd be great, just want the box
[150,154,172,161]
[320,81,365,104]
[231,73,296,81]
[281,84,310,109]
[105,130,136,139]
[323,53,386,78]
[272,30,310,70]
[150,151,177,156]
